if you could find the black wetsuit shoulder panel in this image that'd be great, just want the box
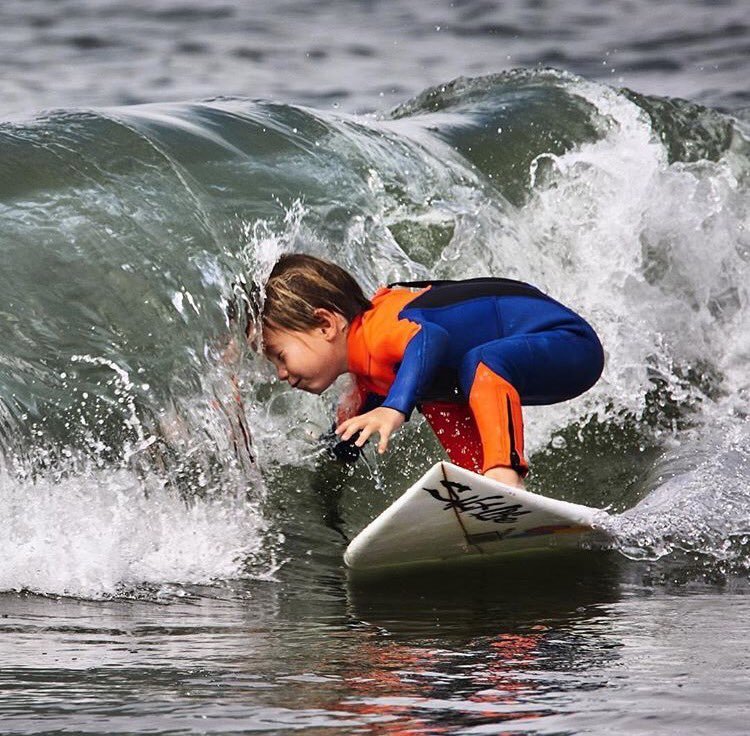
[388,277,548,309]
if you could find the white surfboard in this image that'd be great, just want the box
[344,462,611,572]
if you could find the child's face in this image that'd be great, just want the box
[263,320,348,395]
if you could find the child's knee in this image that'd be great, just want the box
[458,345,519,398]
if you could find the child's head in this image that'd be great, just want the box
[262,253,370,331]
[261,254,370,394]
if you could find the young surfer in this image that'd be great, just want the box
[261,253,604,488]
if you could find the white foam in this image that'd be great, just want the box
[608,416,750,570]
[0,466,266,599]
[507,79,750,565]
[501,80,750,449]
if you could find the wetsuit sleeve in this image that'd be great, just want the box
[380,320,451,418]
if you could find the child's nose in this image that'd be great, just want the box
[277,365,288,380]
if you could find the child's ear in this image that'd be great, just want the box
[313,308,346,339]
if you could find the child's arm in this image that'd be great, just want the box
[378,319,452,418]
[337,319,451,454]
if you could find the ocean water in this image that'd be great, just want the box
[1,1,749,734]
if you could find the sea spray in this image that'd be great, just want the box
[0,464,267,599]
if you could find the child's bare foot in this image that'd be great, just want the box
[484,466,525,488]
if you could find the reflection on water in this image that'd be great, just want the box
[338,553,621,732]
[345,551,622,634]
[2,551,747,734]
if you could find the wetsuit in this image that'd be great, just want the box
[338,278,604,476]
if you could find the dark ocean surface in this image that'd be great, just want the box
[0,1,749,734]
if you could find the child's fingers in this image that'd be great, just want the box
[336,411,400,451]
[337,418,361,441]
[354,424,375,447]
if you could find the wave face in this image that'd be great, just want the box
[1,69,749,596]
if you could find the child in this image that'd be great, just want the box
[261,253,604,488]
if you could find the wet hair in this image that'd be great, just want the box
[263,253,371,332]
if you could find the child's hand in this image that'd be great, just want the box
[336,407,405,454]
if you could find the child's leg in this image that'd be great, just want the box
[460,358,528,476]
[459,326,604,475]
[419,400,483,474]
[419,401,524,486]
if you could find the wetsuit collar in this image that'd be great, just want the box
[346,312,368,376]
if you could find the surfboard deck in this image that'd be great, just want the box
[344,462,611,572]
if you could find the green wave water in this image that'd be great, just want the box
[1,69,749,596]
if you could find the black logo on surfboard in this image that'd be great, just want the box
[423,480,531,525]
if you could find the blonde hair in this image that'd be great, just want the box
[263,253,371,332]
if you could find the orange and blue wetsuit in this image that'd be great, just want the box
[337,277,604,476]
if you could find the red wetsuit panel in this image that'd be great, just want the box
[419,401,483,474]
[420,366,529,476]
[336,376,371,425]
